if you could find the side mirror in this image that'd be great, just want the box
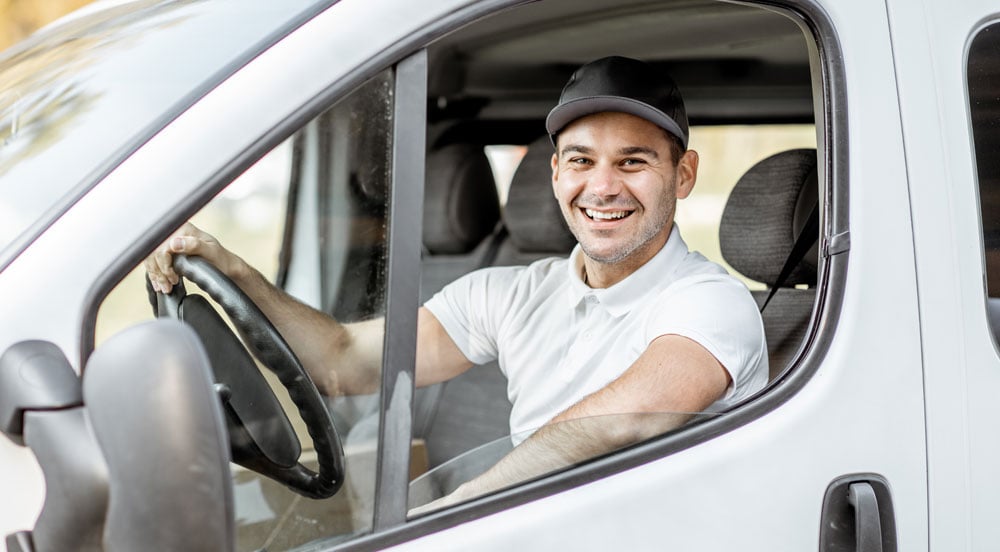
[0,341,104,552]
[84,319,234,552]
[0,321,235,552]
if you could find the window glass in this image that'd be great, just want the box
[969,23,1000,335]
[94,143,291,346]
[94,70,394,550]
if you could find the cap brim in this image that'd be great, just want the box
[545,96,687,148]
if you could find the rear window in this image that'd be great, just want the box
[969,22,1000,338]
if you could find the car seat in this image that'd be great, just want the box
[492,135,576,266]
[720,148,819,380]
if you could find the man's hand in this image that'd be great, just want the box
[408,481,478,516]
[144,222,245,294]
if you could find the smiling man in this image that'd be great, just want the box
[146,56,767,514]
[411,56,768,510]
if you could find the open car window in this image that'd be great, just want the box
[407,0,822,515]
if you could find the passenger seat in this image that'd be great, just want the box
[719,148,819,380]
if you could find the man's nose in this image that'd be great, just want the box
[587,164,622,197]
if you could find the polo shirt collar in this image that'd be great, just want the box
[566,225,690,317]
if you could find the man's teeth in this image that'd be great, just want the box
[585,208,630,220]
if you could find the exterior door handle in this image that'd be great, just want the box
[820,474,896,552]
[848,482,882,552]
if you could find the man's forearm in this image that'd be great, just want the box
[412,335,729,514]
[448,412,688,503]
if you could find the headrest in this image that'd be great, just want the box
[423,143,501,254]
[503,136,577,253]
[720,148,819,286]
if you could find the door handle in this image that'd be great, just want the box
[820,474,896,552]
[848,482,882,552]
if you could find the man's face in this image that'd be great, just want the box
[551,111,698,268]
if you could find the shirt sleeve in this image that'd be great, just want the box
[643,274,768,401]
[423,266,520,365]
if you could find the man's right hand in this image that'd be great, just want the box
[144,222,245,294]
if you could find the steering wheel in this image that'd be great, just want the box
[150,254,344,499]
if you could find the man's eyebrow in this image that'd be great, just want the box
[618,146,659,159]
[558,144,661,159]
[558,144,594,157]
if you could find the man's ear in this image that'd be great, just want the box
[550,152,559,194]
[675,149,699,200]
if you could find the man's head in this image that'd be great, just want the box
[546,56,699,280]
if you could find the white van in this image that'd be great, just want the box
[0,0,998,550]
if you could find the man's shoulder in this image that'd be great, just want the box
[673,249,731,280]
[649,250,759,315]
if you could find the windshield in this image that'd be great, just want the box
[0,0,333,265]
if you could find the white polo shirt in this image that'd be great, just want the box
[424,226,768,440]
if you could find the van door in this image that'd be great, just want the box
[887,1,1000,549]
[379,0,930,549]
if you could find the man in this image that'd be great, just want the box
[146,56,767,512]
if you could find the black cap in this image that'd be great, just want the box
[546,56,689,148]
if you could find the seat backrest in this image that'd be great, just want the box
[419,143,502,302]
[493,135,577,265]
[720,148,819,379]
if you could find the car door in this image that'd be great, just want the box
[351,0,930,549]
[887,1,1000,549]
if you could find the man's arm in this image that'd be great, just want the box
[410,334,729,514]
[145,223,472,394]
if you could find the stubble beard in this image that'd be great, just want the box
[566,181,678,266]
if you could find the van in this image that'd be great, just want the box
[1,0,998,550]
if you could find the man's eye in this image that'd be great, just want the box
[569,157,591,165]
[622,158,646,166]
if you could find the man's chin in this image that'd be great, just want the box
[579,243,633,265]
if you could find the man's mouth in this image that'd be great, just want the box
[583,208,634,221]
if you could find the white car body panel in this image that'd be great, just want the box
[888,0,1000,549]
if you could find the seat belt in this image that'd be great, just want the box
[760,201,819,312]
[478,223,508,268]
